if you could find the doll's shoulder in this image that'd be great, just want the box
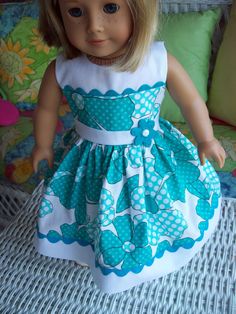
[44,59,56,75]
[38,59,61,100]
[41,59,57,85]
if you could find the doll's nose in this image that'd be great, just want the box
[87,13,104,33]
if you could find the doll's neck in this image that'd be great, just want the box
[86,54,125,66]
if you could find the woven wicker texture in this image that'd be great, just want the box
[0,181,29,231]
[160,0,233,13]
[0,182,235,314]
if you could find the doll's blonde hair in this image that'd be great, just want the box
[38,0,158,72]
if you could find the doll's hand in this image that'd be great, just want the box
[197,138,226,169]
[32,145,54,173]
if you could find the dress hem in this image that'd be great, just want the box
[34,201,221,294]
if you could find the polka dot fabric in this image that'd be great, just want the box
[35,42,222,294]
[129,88,159,119]
[98,189,115,226]
[126,146,143,169]
[131,187,146,211]
[39,198,53,218]
[66,87,135,131]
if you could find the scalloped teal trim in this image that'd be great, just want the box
[63,81,166,97]
[36,194,219,277]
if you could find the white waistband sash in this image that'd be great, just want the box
[75,120,134,145]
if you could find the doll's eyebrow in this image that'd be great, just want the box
[65,0,82,4]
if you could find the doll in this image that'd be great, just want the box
[32,0,226,294]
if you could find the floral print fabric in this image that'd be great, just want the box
[36,83,221,278]
[0,2,57,104]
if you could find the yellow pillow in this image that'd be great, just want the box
[208,2,236,126]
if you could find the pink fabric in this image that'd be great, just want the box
[0,99,19,126]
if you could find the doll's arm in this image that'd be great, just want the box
[32,60,62,172]
[166,53,226,168]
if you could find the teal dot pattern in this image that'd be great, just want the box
[78,221,99,248]
[75,166,86,182]
[84,96,134,131]
[126,146,143,169]
[97,189,115,226]
[150,87,164,119]
[39,198,53,218]
[99,216,153,270]
[37,85,222,276]
[129,88,160,119]
[204,162,221,194]
[134,209,187,248]
[144,157,173,210]
[196,194,219,220]
[106,149,128,184]
[116,175,139,213]
[61,223,80,242]
[66,88,136,131]
[45,187,54,196]
[72,93,85,110]
[131,187,146,211]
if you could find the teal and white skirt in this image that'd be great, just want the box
[35,118,221,294]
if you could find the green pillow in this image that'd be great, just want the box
[157,9,221,122]
[208,2,236,126]
[0,17,57,104]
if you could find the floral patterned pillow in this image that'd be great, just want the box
[0,1,57,104]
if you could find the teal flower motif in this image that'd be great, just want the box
[126,146,142,168]
[106,148,128,184]
[196,193,219,220]
[131,119,157,147]
[116,175,139,213]
[77,220,99,246]
[134,209,188,246]
[97,188,115,226]
[72,93,85,110]
[39,197,53,218]
[99,215,152,270]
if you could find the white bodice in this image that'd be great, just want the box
[55,41,167,94]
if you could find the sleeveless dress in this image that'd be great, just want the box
[35,42,221,294]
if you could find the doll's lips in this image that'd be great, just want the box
[88,39,106,45]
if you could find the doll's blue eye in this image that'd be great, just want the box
[103,3,120,14]
[68,7,83,17]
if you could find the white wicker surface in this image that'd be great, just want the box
[160,0,233,13]
[0,182,235,314]
[0,181,30,231]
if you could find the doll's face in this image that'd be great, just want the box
[58,0,133,58]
